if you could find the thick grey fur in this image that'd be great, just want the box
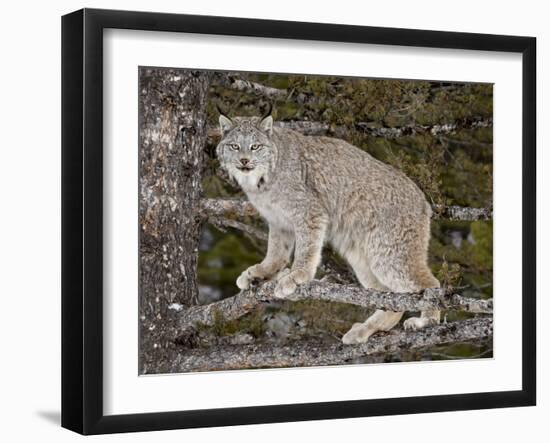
[216,113,441,344]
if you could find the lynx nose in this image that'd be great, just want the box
[240,158,250,166]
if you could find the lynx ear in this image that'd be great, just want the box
[259,103,273,135]
[259,115,273,135]
[219,114,233,135]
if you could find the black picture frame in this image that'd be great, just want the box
[61,8,536,435]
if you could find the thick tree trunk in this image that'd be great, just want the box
[139,68,210,373]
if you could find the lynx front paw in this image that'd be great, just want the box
[236,264,266,290]
[273,268,309,299]
[403,316,438,331]
[342,323,374,345]
[236,271,252,290]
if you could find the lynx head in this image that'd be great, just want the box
[216,106,278,192]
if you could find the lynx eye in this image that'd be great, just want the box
[227,143,240,151]
[250,144,262,151]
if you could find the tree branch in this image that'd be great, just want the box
[200,198,257,219]
[200,198,492,222]
[178,280,492,332]
[207,117,492,141]
[215,74,316,104]
[273,120,332,136]
[206,122,328,139]
[356,117,492,138]
[432,205,493,221]
[167,317,492,372]
[208,216,268,242]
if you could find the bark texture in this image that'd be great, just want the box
[139,68,210,373]
[162,318,493,373]
[200,198,258,219]
[433,205,493,221]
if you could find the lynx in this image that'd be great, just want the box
[216,109,440,344]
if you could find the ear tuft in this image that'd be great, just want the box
[219,115,233,135]
[259,115,273,135]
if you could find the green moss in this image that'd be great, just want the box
[470,221,493,269]
[207,307,266,338]
[437,259,462,288]
[429,220,493,299]
[280,299,371,336]
[429,340,493,360]
[198,226,264,298]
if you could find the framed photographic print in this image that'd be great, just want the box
[61,8,536,435]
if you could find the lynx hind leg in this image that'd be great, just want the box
[403,309,441,331]
[374,261,441,332]
[348,252,388,292]
[342,253,403,344]
[372,256,441,332]
[342,310,404,344]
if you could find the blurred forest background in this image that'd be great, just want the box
[195,72,493,362]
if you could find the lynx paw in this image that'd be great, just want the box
[236,265,265,290]
[273,269,309,299]
[403,316,438,331]
[274,267,291,281]
[236,271,252,290]
[342,323,374,345]
[274,274,297,299]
